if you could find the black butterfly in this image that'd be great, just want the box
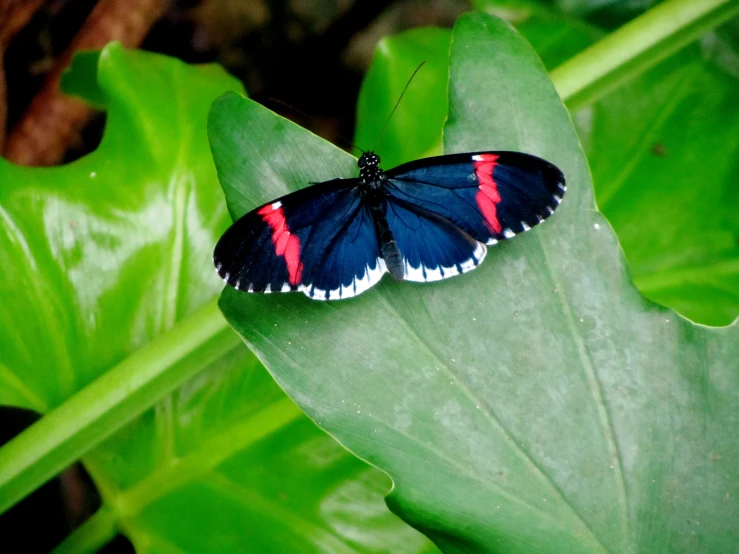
[214,150,565,300]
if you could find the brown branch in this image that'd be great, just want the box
[3,0,170,166]
[0,0,45,148]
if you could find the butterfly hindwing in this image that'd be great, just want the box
[384,197,486,283]
[385,151,565,245]
[299,198,386,300]
[214,179,385,299]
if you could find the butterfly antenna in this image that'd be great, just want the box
[371,61,426,153]
[267,97,365,155]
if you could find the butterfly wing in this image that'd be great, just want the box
[384,151,565,245]
[214,179,386,300]
[384,197,487,282]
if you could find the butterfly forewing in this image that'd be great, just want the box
[385,151,565,245]
[213,178,386,300]
[384,197,486,282]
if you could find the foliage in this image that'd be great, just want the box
[214,12,738,553]
[0,44,436,553]
[1,1,738,553]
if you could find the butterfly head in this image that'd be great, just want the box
[358,152,383,184]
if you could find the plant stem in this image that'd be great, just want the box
[0,299,242,515]
[551,0,739,108]
[50,506,118,554]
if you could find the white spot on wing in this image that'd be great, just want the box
[487,238,498,246]
[340,282,353,298]
[354,267,370,293]
[281,283,292,292]
[521,222,531,231]
[441,265,460,278]
[271,201,282,211]
[424,266,442,281]
[311,287,327,300]
[234,279,241,290]
[471,154,485,161]
[503,228,515,239]
[264,283,272,293]
[301,258,388,300]
[553,195,562,204]
[459,259,475,272]
[224,272,231,282]
[473,242,486,262]
[404,261,425,281]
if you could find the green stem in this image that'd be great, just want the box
[50,506,118,554]
[0,299,242,515]
[551,0,739,108]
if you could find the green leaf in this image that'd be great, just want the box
[584,34,739,326]
[0,44,437,553]
[548,0,739,110]
[61,51,106,109]
[354,27,451,168]
[214,12,739,553]
[404,4,739,325]
[75,344,437,554]
[503,4,739,325]
[0,42,237,412]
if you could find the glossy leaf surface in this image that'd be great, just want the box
[214,13,739,553]
[0,44,235,411]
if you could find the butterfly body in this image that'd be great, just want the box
[214,151,565,300]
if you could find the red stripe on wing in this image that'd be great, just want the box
[473,153,502,234]
[258,203,304,285]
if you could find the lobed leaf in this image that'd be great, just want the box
[215,13,739,553]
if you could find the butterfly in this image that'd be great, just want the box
[213,150,565,300]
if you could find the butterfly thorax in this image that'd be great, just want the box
[358,152,385,189]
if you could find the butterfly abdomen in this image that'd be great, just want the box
[367,197,404,280]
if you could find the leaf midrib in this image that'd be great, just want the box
[375,292,611,553]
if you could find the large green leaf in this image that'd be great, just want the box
[213,13,739,553]
[488,1,739,326]
[0,44,437,553]
[0,44,235,411]
[509,4,739,326]
[78,344,436,554]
